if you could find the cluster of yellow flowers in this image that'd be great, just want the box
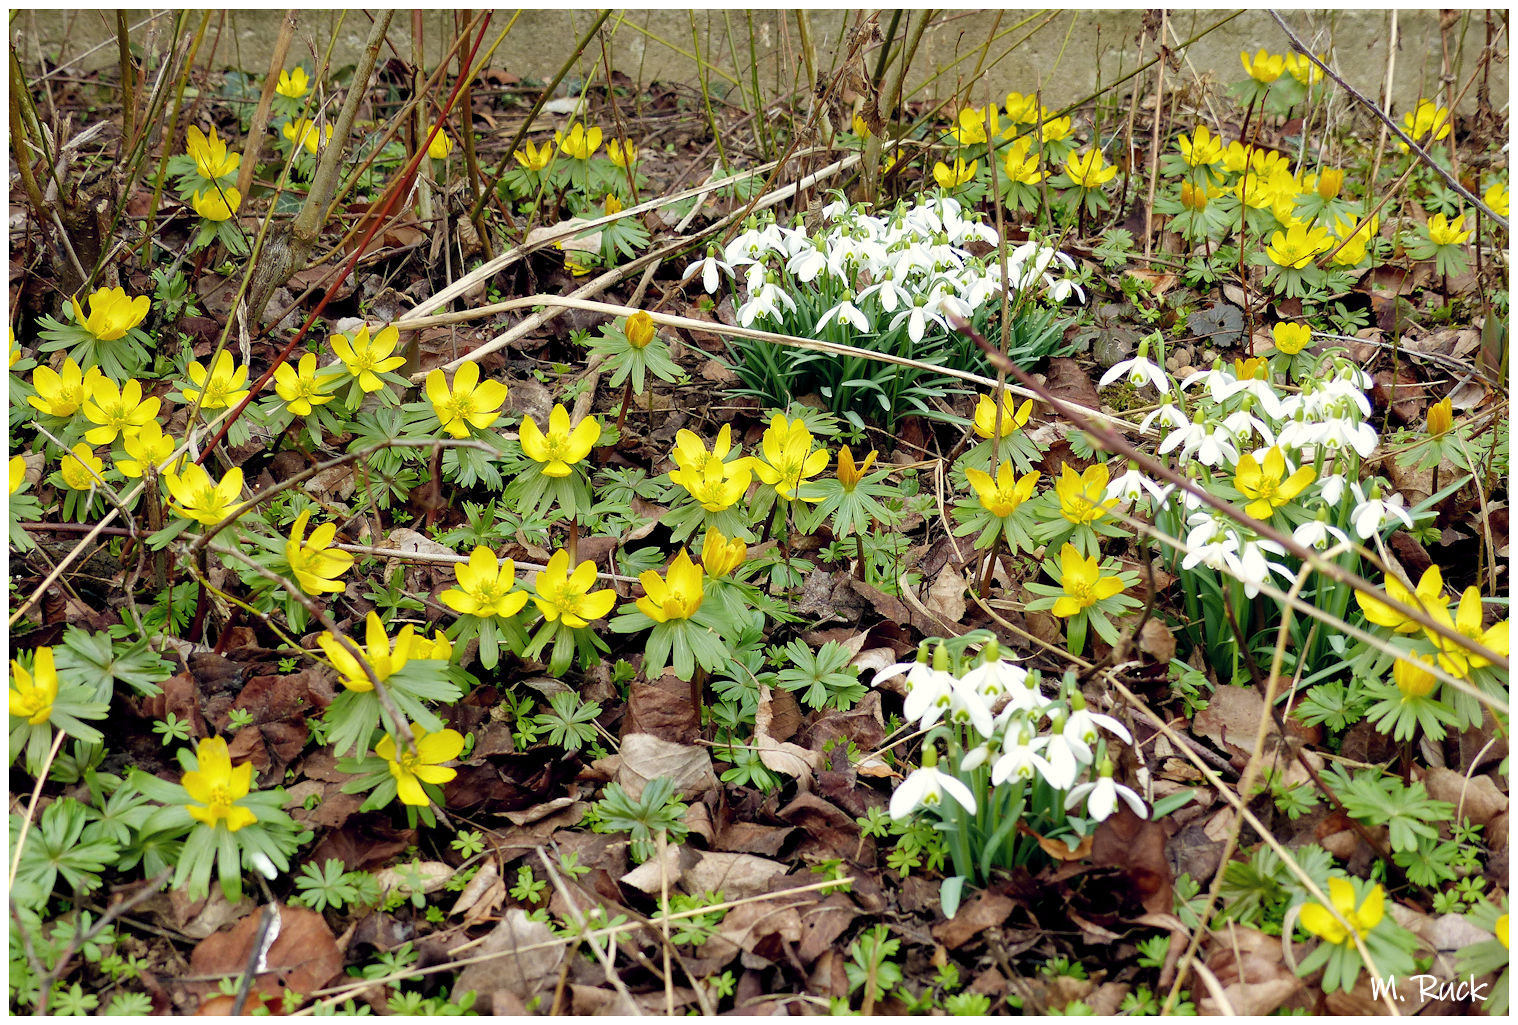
[1357,564,1511,684]
[184,126,242,221]
[512,122,637,171]
[1240,48,1324,87]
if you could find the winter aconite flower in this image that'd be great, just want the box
[426,131,454,160]
[669,426,751,512]
[699,529,748,578]
[82,377,161,445]
[282,118,331,154]
[442,547,529,619]
[1301,878,1384,946]
[514,139,553,171]
[555,122,602,161]
[28,357,104,417]
[318,611,414,693]
[973,390,1033,439]
[1054,462,1116,524]
[636,549,703,622]
[331,324,405,392]
[9,455,26,494]
[182,736,257,831]
[72,287,150,342]
[377,726,464,806]
[116,421,176,478]
[59,444,105,491]
[1002,137,1043,185]
[1272,322,1312,355]
[835,446,878,491]
[606,139,637,167]
[1234,446,1315,520]
[1356,565,1446,634]
[1266,222,1333,269]
[1426,397,1454,438]
[426,361,508,438]
[966,461,1038,518]
[533,550,617,627]
[184,350,251,410]
[276,67,309,99]
[1424,212,1471,247]
[185,126,240,180]
[286,510,354,595]
[1176,125,1224,168]
[519,404,600,477]
[1484,181,1509,218]
[932,158,977,190]
[191,186,241,222]
[1240,49,1286,83]
[1393,654,1440,700]
[1426,585,1510,678]
[10,646,58,724]
[164,464,244,524]
[274,353,335,415]
[624,311,656,349]
[1064,148,1117,189]
[1399,99,1452,149]
[1050,544,1124,617]
[752,414,829,501]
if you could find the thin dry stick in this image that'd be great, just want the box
[235,11,298,201]
[1143,12,1167,258]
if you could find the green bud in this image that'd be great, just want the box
[932,643,950,673]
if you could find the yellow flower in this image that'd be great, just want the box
[442,546,529,619]
[604,193,623,215]
[1426,397,1453,438]
[10,646,58,725]
[1039,113,1072,144]
[636,549,703,622]
[1233,356,1268,381]
[624,311,656,350]
[1356,565,1447,634]
[1284,52,1323,86]
[1484,181,1509,218]
[752,414,829,502]
[1399,99,1452,148]
[427,130,454,160]
[1265,222,1333,269]
[966,461,1039,518]
[513,139,553,171]
[82,376,160,445]
[285,509,353,595]
[1234,447,1315,520]
[116,420,177,479]
[1241,49,1285,83]
[72,287,150,342]
[1309,167,1344,201]
[9,454,26,494]
[555,121,602,161]
[1002,137,1043,185]
[699,529,748,579]
[1065,148,1117,189]
[1054,462,1117,524]
[932,158,978,189]
[28,357,105,417]
[276,66,309,99]
[851,112,872,138]
[425,361,508,438]
[191,185,241,222]
[1425,212,1471,247]
[407,630,454,662]
[669,428,751,511]
[950,105,999,145]
[59,443,105,492]
[1425,585,1510,677]
[671,424,733,478]
[1180,181,1209,211]
[330,324,405,393]
[1271,323,1311,355]
[1330,213,1378,267]
[606,139,637,167]
[185,125,240,180]
[973,390,1033,439]
[835,445,878,491]
[519,403,600,477]
[1177,125,1223,168]
[1300,878,1384,946]
[274,352,335,416]
[317,611,413,693]
[1393,654,1439,700]
[182,736,258,831]
[164,463,244,524]
[1051,543,1125,618]
[282,118,331,155]
[184,350,251,410]
[9,330,18,368]
[1005,91,1039,124]
[1498,914,1509,950]
[532,549,616,628]
[376,726,464,806]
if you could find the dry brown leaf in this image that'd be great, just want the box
[924,563,968,624]
[1423,766,1507,828]
[932,889,1015,949]
[373,860,453,898]
[682,851,789,900]
[452,909,565,1010]
[615,733,717,800]
[1138,618,1176,663]
[1200,923,1303,1015]
[755,686,824,782]
[188,904,343,1008]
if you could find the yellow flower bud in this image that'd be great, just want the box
[625,311,656,349]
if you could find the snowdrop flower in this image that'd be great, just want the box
[736,279,797,327]
[890,759,977,820]
[681,248,733,293]
[725,225,780,267]
[960,645,1030,702]
[991,728,1057,786]
[816,295,870,333]
[1139,402,1189,434]
[944,674,996,739]
[1039,713,1087,788]
[1227,377,1285,420]
[1105,460,1168,504]
[1294,516,1350,552]
[785,243,828,283]
[1064,693,1133,751]
[876,658,954,726]
[1179,364,1241,405]
[1228,535,1292,598]
[1099,349,1172,396]
[1064,761,1147,822]
[1160,416,1239,467]
[1318,417,1378,458]
[889,302,933,344]
[1221,407,1277,448]
[857,273,910,314]
[1349,482,1414,539]
[1318,474,1347,506]
[1183,516,1241,572]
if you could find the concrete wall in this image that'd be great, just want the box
[11,9,1506,119]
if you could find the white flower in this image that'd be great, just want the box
[1228,378,1285,420]
[1318,474,1347,506]
[888,303,932,344]
[1226,536,1291,598]
[944,675,996,739]
[1179,366,1239,404]
[1318,417,1378,458]
[1294,518,1350,552]
[990,731,1057,786]
[816,297,870,333]
[1098,355,1171,395]
[1039,729,1086,789]
[681,252,733,294]
[1064,771,1148,822]
[960,656,1029,702]
[877,661,954,729]
[890,764,977,820]
[1160,419,1238,467]
[1065,704,1133,750]
[736,280,796,327]
[785,244,828,283]
[1221,408,1277,448]
[1349,482,1414,539]
[1105,463,1167,504]
[857,275,909,314]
